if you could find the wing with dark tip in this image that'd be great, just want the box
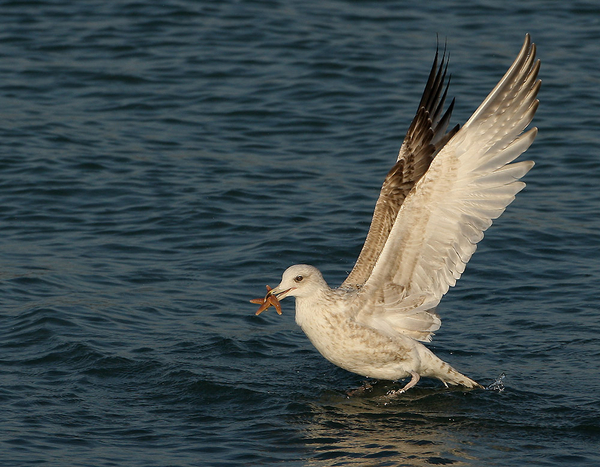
[348,35,539,344]
[365,34,539,308]
[342,47,460,289]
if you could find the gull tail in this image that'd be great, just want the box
[437,361,483,389]
[420,346,483,389]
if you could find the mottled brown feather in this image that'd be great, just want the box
[343,48,460,289]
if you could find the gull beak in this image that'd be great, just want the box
[270,286,295,301]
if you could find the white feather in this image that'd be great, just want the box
[354,35,539,335]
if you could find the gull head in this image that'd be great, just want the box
[270,264,328,300]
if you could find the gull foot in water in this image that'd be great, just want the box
[346,380,377,397]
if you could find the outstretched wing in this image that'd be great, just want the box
[354,35,540,342]
[342,47,459,289]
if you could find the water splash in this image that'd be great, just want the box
[485,372,506,392]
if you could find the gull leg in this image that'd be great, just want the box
[386,371,421,396]
[401,371,421,392]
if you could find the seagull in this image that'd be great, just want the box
[252,35,540,393]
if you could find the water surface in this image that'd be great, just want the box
[1,1,600,465]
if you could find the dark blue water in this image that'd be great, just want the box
[1,1,600,465]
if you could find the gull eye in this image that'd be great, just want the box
[294,275,304,283]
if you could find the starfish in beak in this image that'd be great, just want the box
[250,285,282,316]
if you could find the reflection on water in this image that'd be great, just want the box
[300,387,479,466]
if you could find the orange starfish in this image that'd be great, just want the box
[250,285,282,316]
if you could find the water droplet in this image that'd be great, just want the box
[485,372,506,391]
